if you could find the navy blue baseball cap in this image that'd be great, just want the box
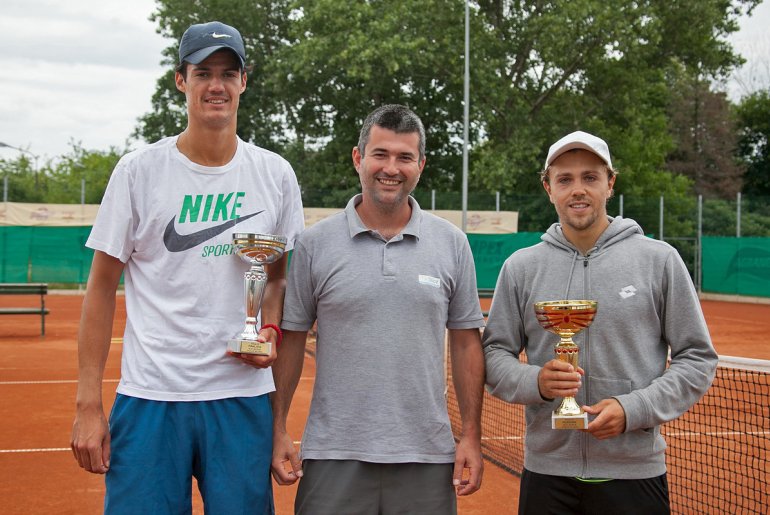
[178,21,246,68]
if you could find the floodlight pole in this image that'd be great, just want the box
[0,141,40,188]
[461,0,470,233]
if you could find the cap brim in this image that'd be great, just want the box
[182,46,245,68]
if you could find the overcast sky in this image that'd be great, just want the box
[1,0,769,162]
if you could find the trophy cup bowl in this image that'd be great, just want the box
[534,300,598,429]
[227,233,287,355]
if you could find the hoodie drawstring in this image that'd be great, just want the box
[563,251,578,299]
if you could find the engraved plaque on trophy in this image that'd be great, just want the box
[534,300,598,429]
[227,233,287,355]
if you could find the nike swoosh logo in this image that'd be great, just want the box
[211,33,232,39]
[163,210,264,253]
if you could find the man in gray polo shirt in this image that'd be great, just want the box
[271,104,486,514]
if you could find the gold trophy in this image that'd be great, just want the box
[534,300,598,429]
[227,233,287,355]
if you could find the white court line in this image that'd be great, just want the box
[0,448,71,453]
[0,379,120,385]
[666,430,770,437]
[1,443,303,453]
[2,378,313,385]
[481,431,769,440]
[706,315,755,324]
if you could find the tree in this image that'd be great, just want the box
[666,68,744,198]
[45,145,124,204]
[736,89,770,196]
[0,156,46,203]
[135,0,296,152]
[268,0,469,199]
[136,0,759,213]
[469,0,757,196]
[0,145,123,204]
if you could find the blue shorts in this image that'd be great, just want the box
[104,393,274,515]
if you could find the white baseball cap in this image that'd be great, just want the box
[544,130,612,170]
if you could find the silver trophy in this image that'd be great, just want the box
[227,233,287,355]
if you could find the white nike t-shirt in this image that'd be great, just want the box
[87,136,304,401]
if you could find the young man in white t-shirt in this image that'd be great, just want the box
[70,21,304,514]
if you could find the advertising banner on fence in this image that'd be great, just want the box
[304,207,518,233]
[1,202,522,284]
[1,202,101,227]
[4,202,519,233]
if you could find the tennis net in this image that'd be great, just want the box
[447,354,770,514]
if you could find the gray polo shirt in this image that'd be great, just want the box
[282,194,485,463]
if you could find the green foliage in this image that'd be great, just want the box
[268,0,468,193]
[0,144,123,204]
[735,89,770,195]
[469,0,757,197]
[136,0,758,209]
[703,195,770,236]
[127,0,760,226]
[0,156,46,202]
[136,0,296,150]
[666,66,744,198]
[45,145,124,204]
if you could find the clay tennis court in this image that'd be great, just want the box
[0,293,766,514]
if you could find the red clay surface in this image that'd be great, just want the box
[0,293,766,514]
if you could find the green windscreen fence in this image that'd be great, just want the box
[468,232,543,289]
[4,228,770,299]
[702,236,770,297]
[1,226,542,288]
[0,226,94,283]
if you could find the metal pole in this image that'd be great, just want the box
[461,0,470,232]
[619,193,624,218]
[495,191,500,212]
[697,195,702,292]
[736,192,741,238]
[431,189,436,210]
[3,176,7,203]
[0,142,39,187]
[81,178,86,205]
[659,196,664,241]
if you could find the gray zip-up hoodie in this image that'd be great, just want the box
[483,216,717,479]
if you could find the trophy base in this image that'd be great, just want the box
[552,412,588,430]
[227,338,272,356]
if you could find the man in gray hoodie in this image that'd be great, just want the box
[482,130,718,514]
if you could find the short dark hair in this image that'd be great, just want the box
[358,104,426,161]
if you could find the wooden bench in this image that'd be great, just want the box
[0,283,50,335]
[478,288,495,299]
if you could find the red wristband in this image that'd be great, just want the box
[260,323,283,348]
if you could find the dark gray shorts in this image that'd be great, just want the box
[295,459,457,515]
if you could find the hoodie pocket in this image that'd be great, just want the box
[588,376,665,459]
[588,375,632,405]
